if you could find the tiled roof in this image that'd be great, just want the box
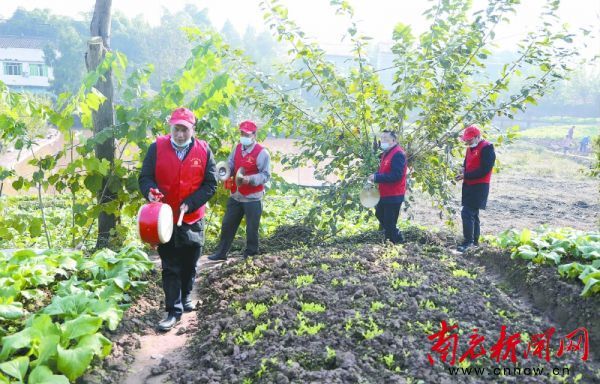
[0,36,50,49]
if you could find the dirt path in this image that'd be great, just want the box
[0,129,60,170]
[120,255,232,384]
[0,129,89,196]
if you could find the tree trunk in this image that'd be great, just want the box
[87,0,116,249]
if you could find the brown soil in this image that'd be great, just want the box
[408,173,599,235]
[173,231,600,383]
[87,229,600,384]
[81,253,234,384]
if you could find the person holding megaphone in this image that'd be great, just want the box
[209,121,271,261]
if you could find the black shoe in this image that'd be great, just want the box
[457,242,475,253]
[243,252,257,259]
[158,314,180,331]
[208,254,227,261]
[183,297,195,312]
[396,233,406,244]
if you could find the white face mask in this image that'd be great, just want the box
[469,140,479,148]
[171,137,191,148]
[380,142,391,151]
[240,136,253,146]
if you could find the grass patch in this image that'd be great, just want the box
[452,269,477,279]
[295,274,314,287]
[519,124,598,140]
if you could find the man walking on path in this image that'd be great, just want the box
[139,107,217,331]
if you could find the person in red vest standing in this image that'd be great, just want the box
[209,120,271,261]
[368,130,408,244]
[139,107,217,331]
[455,125,496,252]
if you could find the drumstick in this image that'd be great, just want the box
[177,210,185,227]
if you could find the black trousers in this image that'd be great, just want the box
[375,199,404,244]
[157,221,204,317]
[461,205,480,245]
[213,197,263,258]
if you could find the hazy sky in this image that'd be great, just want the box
[1,0,598,55]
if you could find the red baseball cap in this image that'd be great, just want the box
[168,107,196,130]
[460,125,481,141]
[239,120,257,134]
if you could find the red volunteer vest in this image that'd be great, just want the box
[464,140,492,185]
[232,143,265,196]
[378,144,407,197]
[155,135,208,224]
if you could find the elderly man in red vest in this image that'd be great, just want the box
[368,130,408,244]
[139,107,217,331]
[209,120,271,261]
[455,125,496,252]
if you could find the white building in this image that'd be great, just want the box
[0,36,54,93]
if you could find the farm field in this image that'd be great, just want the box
[0,0,598,381]
[81,124,600,383]
[0,121,598,383]
[74,226,600,384]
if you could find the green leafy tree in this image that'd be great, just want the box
[144,5,212,89]
[232,0,583,231]
[0,6,214,95]
[110,12,151,66]
[3,27,244,249]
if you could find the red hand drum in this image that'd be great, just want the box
[137,202,174,245]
